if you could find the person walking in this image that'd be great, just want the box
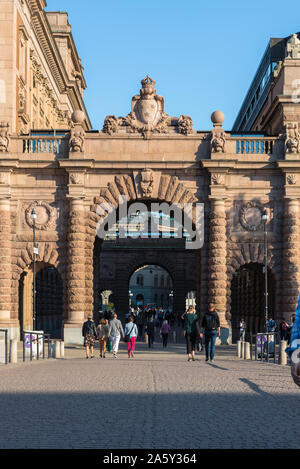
[279,318,289,341]
[267,317,276,333]
[181,305,199,362]
[239,318,246,341]
[201,303,220,362]
[287,314,296,345]
[286,295,300,388]
[82,314,98,359]
[137,310,145,338]
[97,318,109,358]
[108,313,124,358]
[145,316,155,349]
[160,320,171,348]
[124,316,138,358]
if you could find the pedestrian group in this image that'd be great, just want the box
[81,302,223,363]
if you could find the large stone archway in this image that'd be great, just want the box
[1,75,300,346]
[63,172,200,344]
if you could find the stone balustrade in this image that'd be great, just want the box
[3,133,285,160]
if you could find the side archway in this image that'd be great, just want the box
[13,243,65,339]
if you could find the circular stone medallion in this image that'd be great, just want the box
[239,202,264,232]
[25,201,55,231]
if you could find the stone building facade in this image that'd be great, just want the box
[1,12,300,344]
[0,0,91,133]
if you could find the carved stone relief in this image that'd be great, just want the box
[239,202,264,232]
[0,122,9,152]
[102,76,193,140]
[286,34,300,59]
[285,122,300,154]
[25,201,56,231]
[69,172,84,185]
[140,169,154,197]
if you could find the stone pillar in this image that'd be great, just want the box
[280,340,288,365]
[208,197,229,344]
[0,198,15,339]
[281,198,299,320]
[64,197,86,344]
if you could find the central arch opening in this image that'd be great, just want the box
[129,264,173,311]
[93,199,199,324]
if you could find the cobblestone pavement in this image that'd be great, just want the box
[0,342,299,449]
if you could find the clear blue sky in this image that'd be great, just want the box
[46,0,300,131]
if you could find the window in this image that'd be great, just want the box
[160,275,164,287]
[136,275,143,286]
[154,275,158,287]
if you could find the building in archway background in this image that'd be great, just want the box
[129,265,173,310]
[1,2,300,344]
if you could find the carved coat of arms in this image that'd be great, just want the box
[140,169,154,197]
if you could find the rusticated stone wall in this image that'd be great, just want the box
[208,198,227,328]
[0,199,12,326]
[281,198,299,319]
[66,198,86,325]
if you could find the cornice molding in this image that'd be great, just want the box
[27,0,91,129]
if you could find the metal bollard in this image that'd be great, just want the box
[244,342,250,360]
[172,331,176,343]
[280,340,287,365]
[55,340,61,359]
[144,333,148,344]
[51,340,55,358]
[60,341,64,358]
[9,339,18,363]
[237,340,242,357]
[51,340,60,358]
[241,341,245,359]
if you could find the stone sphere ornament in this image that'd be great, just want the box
[71,110,85,125]
[211,111,225,126]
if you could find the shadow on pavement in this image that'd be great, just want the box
[0,390,299,449]
[207,363,229,371]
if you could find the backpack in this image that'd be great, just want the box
[86,320,95,337]
[281,321,287,331]
[204,312,218,331]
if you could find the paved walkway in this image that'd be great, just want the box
[0,342,299,449]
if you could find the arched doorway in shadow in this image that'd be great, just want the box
[18,262,63,339]
[230,262,276,342]
[36,265,63,338]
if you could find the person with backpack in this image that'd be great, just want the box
[181,305,200,362]
[108,313,125,359]
[201,303,220,362]
[279,318,289,341]
[124,316,138,358]
[82,314,98,359]
[97,318,109,358]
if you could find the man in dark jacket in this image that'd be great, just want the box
[82,314,98,359]
[145,316,156,349]
[201,303,220,362]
